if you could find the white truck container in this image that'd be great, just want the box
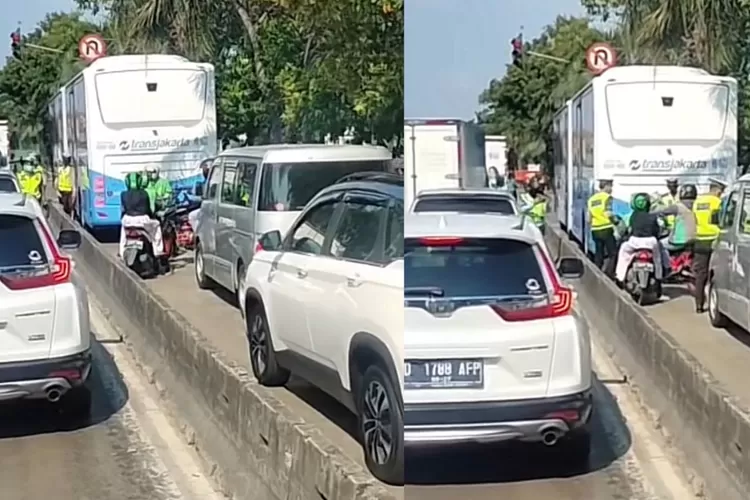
[0,120,9,168]
[559,65,738,253]
[485,135,507,181]
[403,119,487,208]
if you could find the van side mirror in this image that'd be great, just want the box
[557,257,584,278]
[258,230,282,251]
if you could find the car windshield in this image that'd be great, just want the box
[413,196,516,215]
[258,159,390,211]
[0,177,17,192]
[0,215,48,272]
[404,237,546,298]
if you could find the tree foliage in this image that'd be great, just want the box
[481,0,750,166]
[75,0,403,147]
[478,17,608,164]
[0,13,98,147]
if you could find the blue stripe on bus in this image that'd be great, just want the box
[80,172,203,228]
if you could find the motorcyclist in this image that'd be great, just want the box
[664,184,698,249]
[615,192,679,285]
[17,161,44,202]
[120,171,166,272]
[144,165,173,212]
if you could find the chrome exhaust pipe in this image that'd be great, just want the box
[45,386,64,403]
[541,428,563,446]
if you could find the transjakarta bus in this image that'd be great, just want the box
[551,99,573,229]
[555,65,738,253]
[46,54,217,228]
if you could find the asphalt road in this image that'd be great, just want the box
[0,297,221,500]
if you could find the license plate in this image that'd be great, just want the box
[632,262,653,270]
[126,241,143,249]
[404,359,484,389]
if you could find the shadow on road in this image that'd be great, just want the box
[0,336,129,439]
[404,376,631,486]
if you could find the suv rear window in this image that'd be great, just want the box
[0,215,48,270]
[0,177,17,192]
[404,237,546,297]
[413,196,516,215]
[258,160,389,211]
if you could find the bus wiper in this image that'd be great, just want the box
[404,286,445,297]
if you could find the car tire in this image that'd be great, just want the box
[358,364,404,485]
[246,303,290,387]
[708,278,728,327]
[194,243,214,290]
[61,384,92,419]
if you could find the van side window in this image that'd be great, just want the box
[206,165,222,199]
[721,191,739,229]
[220,160,239,204]
[329,201,388,263]
[288,201,339,255]
[740,191,750,235]
[236,160,258,207]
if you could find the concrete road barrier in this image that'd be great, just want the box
[544,224,750,500]
[47,204,395,500]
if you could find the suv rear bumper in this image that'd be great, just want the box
[0,350,92,402]
[404,390,593,446]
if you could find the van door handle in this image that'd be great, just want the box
[296,269,308,279]
[346,275,362,287]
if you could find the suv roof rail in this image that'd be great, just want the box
[335,171,404,185]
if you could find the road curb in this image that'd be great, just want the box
[545,223,750,500]
[47,204,396,500]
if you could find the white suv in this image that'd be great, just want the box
[0,193,92,415]
[404,213,593,462]
[241,173,404,485]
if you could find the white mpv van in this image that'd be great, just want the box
[194,144,393,304]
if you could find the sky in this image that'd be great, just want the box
[405,0,586,119]
[1,0,78,61]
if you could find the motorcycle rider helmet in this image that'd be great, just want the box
[679,184,697,201]
[125,171,143,190]
[631,192,651,212]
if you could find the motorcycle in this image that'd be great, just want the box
[621,221,669,305]
[122,224,157,278]
[156,193,200,258]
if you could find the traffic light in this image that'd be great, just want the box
[10,30,20,59]
[511,37,523,67]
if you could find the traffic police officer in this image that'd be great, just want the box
[661,178,680,228]
[692,178,727,313]
[56,155,75,215]
[587,178,617,278]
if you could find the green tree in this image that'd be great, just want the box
[0,12,99,148]
[478,17,606,164]
[77,0,403,147]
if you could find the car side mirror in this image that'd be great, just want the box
[57,229,81,250]
[258,230,282,251]
[711,211,720,225]
[557,257,584,279]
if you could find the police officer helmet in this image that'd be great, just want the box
[666,177,679,187]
